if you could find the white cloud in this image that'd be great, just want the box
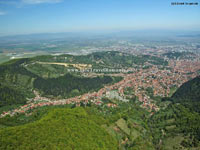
[0,11,6,16]
[22,0,63,4]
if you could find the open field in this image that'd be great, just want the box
[36,61,92,70]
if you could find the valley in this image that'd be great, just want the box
[0,49,200,149]
[1,0,200,149]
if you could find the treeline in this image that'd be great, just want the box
[34,74,116,98]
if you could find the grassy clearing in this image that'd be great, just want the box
[116,118,130,135]
[162,135,185,150]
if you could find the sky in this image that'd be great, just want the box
[0,0,199,36]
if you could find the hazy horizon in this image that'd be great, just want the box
[0,0,199,36]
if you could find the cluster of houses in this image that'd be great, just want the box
[169,59,200,75]
[1,57,199,117]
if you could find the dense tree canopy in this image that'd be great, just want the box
[172,75,200,102]
[0,84,26,107]
[34,74,117,98]
[0,107,118,150]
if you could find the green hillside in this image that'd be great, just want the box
[1,51,198,150]
[0,59,36,108]
[1,50,167,106]
[171,75,200,113]
[0,84,26,107]
[172,75,200,102]
[0,107,118,150]
[31,51,168,67]
[0,56,121,107]
[0,50,167,108]
[34,74,119,98]
[150,76,200,150]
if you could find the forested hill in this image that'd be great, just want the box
[0,56,122,108]
[0,107,118,150]
[172,75,200,102]
[31,51,168,67]
[0,59,37,108]
[150,76,200,149]
[0,83,26,107]
[0,51,168,108]
[34,74,118,98]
